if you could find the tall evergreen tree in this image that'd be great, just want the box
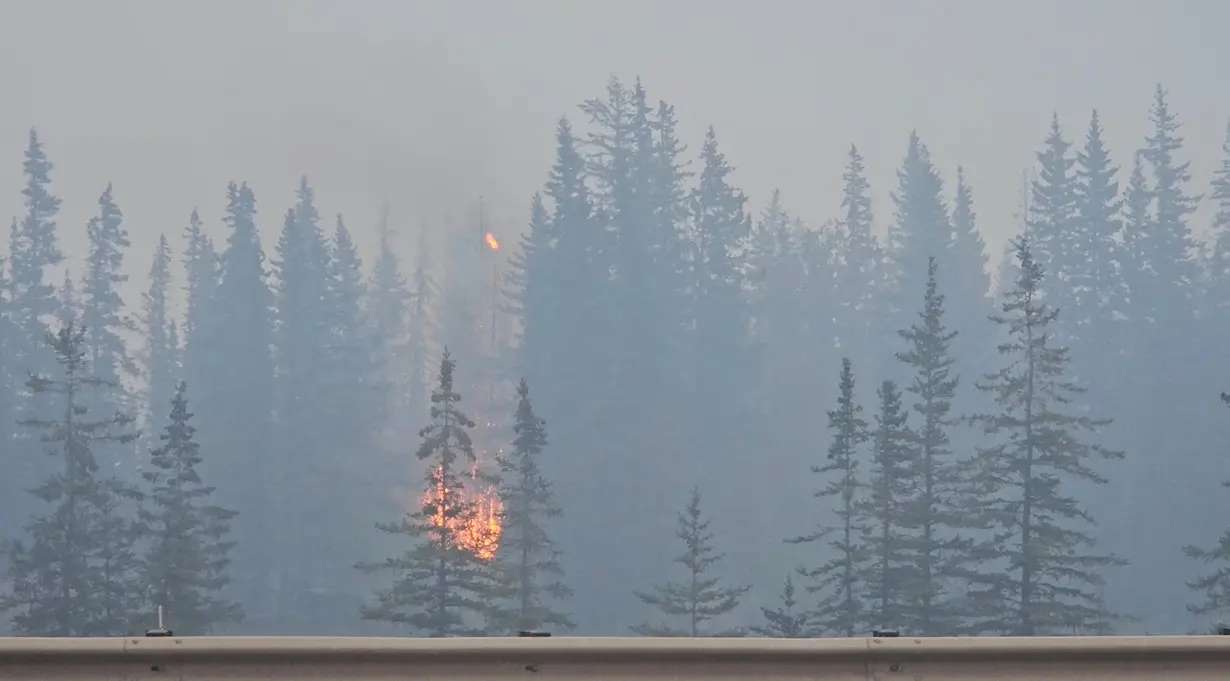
[1071,111,1124,351]
[964,236,1125,635]
[0,322,144,635]
[405,225,438,423]
[833,145,885,378]
[141,381,242,634]
[1136,85,1202,338]
[140,234,178,446]
[630,487,748,637]
[181,209,218,353]
[947,168,995,378]
[895,257,967,635]
[81,184,137,394]
[790,358,871,637]
[864,379,914,631]
[750,575,809,638]
[687,126,755,470]
[80,184,138,477]
[1026,114,1080,331]
[197,181,276,628]
[489,379,572,633]
[357,350,491,636]
[7,130,65,520]
[270,179,336,630]
[8,129,63,380]
[367,207,410,420]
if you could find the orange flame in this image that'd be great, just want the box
[484,232,499,251]
[419,463,503,560]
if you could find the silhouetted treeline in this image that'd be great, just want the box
[0,77,1228,637]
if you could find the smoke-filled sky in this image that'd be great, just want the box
[0,0,1228,291]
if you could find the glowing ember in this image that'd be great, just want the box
[484,232,500,251]
[419,463,503,560]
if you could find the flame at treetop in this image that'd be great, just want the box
[484,232,500,251]
[420,461,503,560]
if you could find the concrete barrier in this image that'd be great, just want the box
[0,635,1227,680]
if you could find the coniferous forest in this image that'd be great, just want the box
[0,76,1229,638]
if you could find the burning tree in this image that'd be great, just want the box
[357,350,496,636]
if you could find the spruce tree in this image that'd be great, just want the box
[8,130,65,523]
[0,321,144,635]
[81,183,137,398]
[367,207,412,431]
[140,233,178,445]
[964,236,1125,635]
[1071,111,1124,349]
[405,226,438,422]
[1137,85,1201,334]
[357,350,491,636]
[631,487,748,637]
[141,381,242,634]
[198,181,276,627]
[864,379,914,631]
[1026,114,1080,330]
[751,575,809,638]
[885,132,952,335]
[833,145,885,378]
[489,379,573,633]
[895,257,967,634]
[790,358,871,637]
[687,126,756,466]
[8,129,63,381]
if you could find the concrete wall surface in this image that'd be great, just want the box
[0,635,1226,680]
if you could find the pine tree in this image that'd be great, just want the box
[7,130,65,522]
[181,208,218,350]
[357,350,492,636]
[964,236,1126,635]
[0,321,144,635]
[489,379,572,633]
[405,226,438,422]
[687,126,756,465]
[8,129,63,380]
[790,358,871,637]
[864,379,914,631]
[199,181,276,627]
[81,183,137,396]
[751,575,809,638]
[630,487,748,637]
[367,207,412,431]
[141,381,242,634]
[1071,111,1124,349]
[1137,85,1202,336]
[1026,114,1080,330]
[833,145,885,378]
[894,257,968,635]
[885,131,952,335]
[140,233,178,446]
[947,168,995,379]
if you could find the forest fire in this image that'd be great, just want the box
[419,462,503,560]
[484,232,500,250]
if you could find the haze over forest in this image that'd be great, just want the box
[0,0,1229,637]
